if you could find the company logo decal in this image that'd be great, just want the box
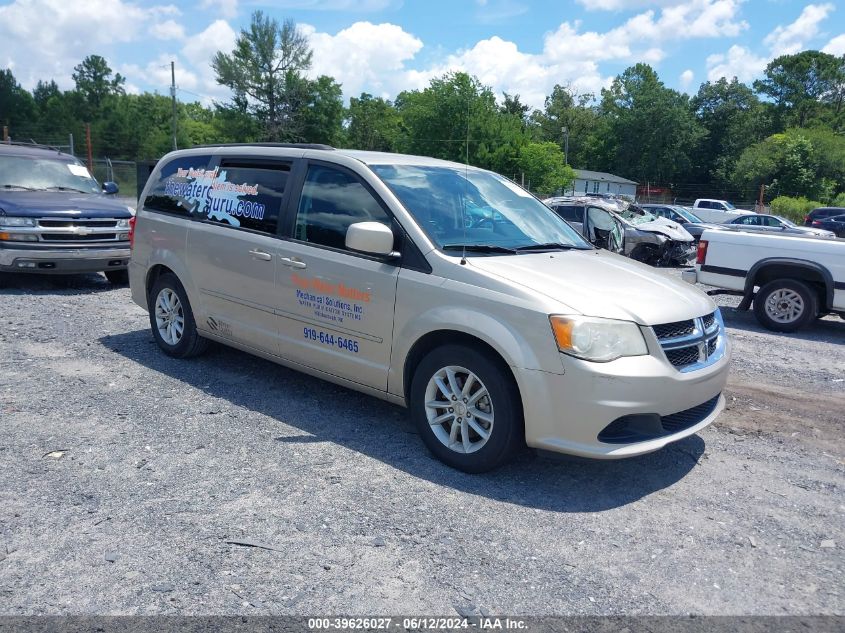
[164,166,265,227]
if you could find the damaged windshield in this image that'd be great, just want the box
[619,205,658,226]
[371,164,591,253]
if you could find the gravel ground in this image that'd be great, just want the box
[0,270,843,616]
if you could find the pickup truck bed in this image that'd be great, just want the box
[691,229,845,332]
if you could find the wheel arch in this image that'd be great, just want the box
[402,329,523,413]
[746,258,833,311]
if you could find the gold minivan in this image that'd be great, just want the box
[129,144,730,472]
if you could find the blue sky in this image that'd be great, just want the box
[1,1,843,110]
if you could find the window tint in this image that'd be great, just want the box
[294,164,391,251]
[144,155,214,216]
[736,216,756,225]
[554,205,583,223]
[763,216,780,227]
[202,161,289,234]
[145,156,288,235]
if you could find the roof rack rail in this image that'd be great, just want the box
[1,139,66,153]
[191,142,336,150]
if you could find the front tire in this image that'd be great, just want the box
[148,273,209,358]
[409,344,524,473]
[753,278,818,333]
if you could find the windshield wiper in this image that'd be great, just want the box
[442,244,518,254]
[41,186,90,193]
[515,242,584,252]
[1,184,38,191]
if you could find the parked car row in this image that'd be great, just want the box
[640,204,837,240]
[543,196,696,266]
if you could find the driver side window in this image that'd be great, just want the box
[294,165,391,251]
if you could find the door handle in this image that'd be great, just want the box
[279,256,307,269]
[249,249,272,261]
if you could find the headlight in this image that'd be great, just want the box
[116,218,130,229]
[0,216,36,227]
[549,315,648,362]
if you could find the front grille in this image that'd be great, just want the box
[598,394,721,444]
[653,319,695,340]
[19,217,129,244]
[666,346,700,367]
[38,219,116,228]
[661,395,721,433]
[42,233,118,241]
[652,311,724,372]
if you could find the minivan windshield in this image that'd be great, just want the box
[370,164,591,253]
[0,155,100,194]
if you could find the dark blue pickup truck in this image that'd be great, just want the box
[0,142,134,285]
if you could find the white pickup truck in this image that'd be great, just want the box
[686,229,845,332]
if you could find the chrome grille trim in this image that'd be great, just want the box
[5,217,129,245]
[652,310,726,372]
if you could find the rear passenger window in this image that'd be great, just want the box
[143,156,288,236]
[294,164,391,251]
[555,205,583,223]
[201,161,290,235]
[144,155,214,217]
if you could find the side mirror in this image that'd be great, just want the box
[346,221,398,257]
[102,181,119,195]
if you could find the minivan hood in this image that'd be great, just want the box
[469,249,713,325]
[0,191,133,218]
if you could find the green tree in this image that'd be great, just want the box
[345,93,401,151]
[395,72,529,175]
[733,127,845,201]
[599,64,704,184]
[0,69,36,133]
[212,11,313,141]
[517,142,576,196]
[529,84,599,168]
[72,54,125,114]
[298,75,344,145]
[754,51,845,128]
[691,78,772,185]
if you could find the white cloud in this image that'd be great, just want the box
[258,1,394,10]
[181,19,238,102]
[764,3,835,56]
[0,0,179,89]
[822,33,845,56]
[199,0,238,19]
[150,19,186,41]
[679,69,694,91]
[706,45,768,82]
[474,0,528,24]
[305,21,423,99]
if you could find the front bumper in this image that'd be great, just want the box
[517,336,730,458]
[0,245,130,274]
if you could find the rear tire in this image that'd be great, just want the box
[753,278,818,333]
[409,344,524,473]
[105,269,129,285]
[148,273,209,358]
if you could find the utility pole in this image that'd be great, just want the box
[2,126,8,143]
[85,123,93,173]
[68,133,74,157]
[562,126,569,165]
[758,183,766,213]
[171,61,178,151]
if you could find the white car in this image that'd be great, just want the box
[692,198,754,223]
